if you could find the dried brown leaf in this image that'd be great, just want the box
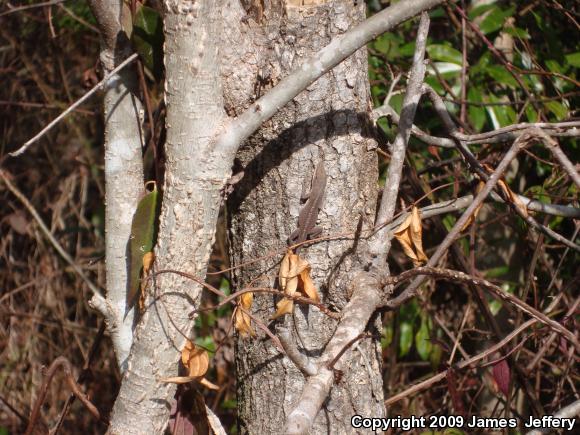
[198,377,220,391]
[410,206,428,263]
[299,267,319,302]
[271,298,294,320]
[139,251,155,312]
[498,180,528,218]
[394,207,427,266]
[234,292,255,338]
[234,309,255,338]
[160,376,199,384]
[181,341,209,378]
[274,251,319,318]
[461,182,485,231]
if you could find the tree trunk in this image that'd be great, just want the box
[88,0,144,372]
[107,2,231,433]
[226,2,384,433]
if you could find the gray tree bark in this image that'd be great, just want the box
[225,2,384,433]
[88,0,144,372]
[107,2,230,433]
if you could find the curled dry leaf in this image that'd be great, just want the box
[483,163,528,218]
[234,292,255,338]
[497,179,528,217]
[272,250,320,319]
[394,206,428,266]
[271,298,294,320]
[161,342,214,386]
[299,267,319,302]
[139,251,155,312]
[160,375,218,389]
[199,377,220,391]
[461,181,485,231]
[182,340,209,378]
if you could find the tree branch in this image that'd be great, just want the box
[423,87,580,252]
[8,53,138,158]
[213,0,447,159]
[87,0,144,372]
[387,131,533,307]
[373,103,580,146]
[370,11,430,262]
[284,272,382,435]
[525,399,580,435]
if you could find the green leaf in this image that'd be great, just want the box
[468,3,496,20]
[470,52,492,77]
[373,33,403,60]
[427,44,463,65]
[415,315,433,361]
[467,87,486,131]
[486,94,516,128]
[479,7,515,35]
[545,60,564,74]
[487,65,518,88]
[544,101,568,120]
[399,42,416,57]
[132,5,164,80]
[430,329,443,369]
[128,187,160,307]
[221,399,237,409]
[399,300,418,357]
[503,26,530,39]
[195,335,216,353]
[525,105,538,123]
[399,321,413,357]
[565,52,580,68]
[382,323,394,349]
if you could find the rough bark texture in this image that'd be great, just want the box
[88,0,144,371]
[225,2,383,433]
[107,1,229,433]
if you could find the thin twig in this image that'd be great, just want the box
[278,327,317,376]
[373,102,580,146]
[0,0,66,17]
[526,295,580,372]
[51,323,106,434]
[371,11,430,262]
[381,267,580,352]
[388,133,529,307]
[326,332,372,371]
[0,170,106,308]
[423,88,580,251]
[525,399,580,435]
[9,53,138,157]
[536,130,580,189]
[25,357,101,435]
[384,319,537,406]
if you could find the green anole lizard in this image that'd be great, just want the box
[288,161,327,253]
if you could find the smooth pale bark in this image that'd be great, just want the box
[226,2,383,433]
[107,2,229,433]
[88,0,144,371]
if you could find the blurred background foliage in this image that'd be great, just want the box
[0,1,578,433]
